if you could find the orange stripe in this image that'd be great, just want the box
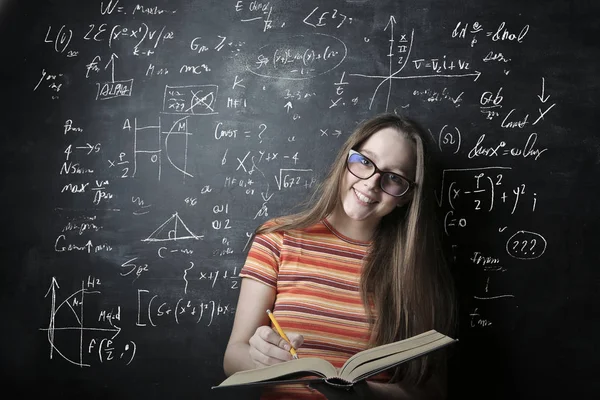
[241,220,378,384]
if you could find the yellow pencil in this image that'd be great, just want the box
[266,309,298,359]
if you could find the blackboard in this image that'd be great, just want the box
[1,0,599,399]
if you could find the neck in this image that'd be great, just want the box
[326,207,379,242]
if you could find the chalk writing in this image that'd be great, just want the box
[39,2,561,366]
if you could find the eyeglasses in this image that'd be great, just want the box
[346,149,415,197]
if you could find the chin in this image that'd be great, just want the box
[342,206,377,223]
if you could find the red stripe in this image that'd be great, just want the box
[277,304,367,322]
[240,270,276,287]
[284,237,365,259]
[279,274,358,291]
[254,235,281,257]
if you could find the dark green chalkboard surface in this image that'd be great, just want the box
[1,1,598,399]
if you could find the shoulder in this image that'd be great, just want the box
[255,218,285,239]
[258,218,279,229]
[253,219,329,248]
[257,218,325,234]
[251,219,287,250]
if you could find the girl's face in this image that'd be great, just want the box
[338,127,417,228]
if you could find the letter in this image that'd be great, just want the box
[317,12,329,26]
[54,235,67,252]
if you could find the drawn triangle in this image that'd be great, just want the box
[143,212,202,242]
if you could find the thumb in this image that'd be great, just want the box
[286,332,304,350]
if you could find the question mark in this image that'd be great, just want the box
[529,239,536,254]
[258,123,267,143]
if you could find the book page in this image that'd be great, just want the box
[217,357,339,387]
[343,335,456,383]
[339,330,448,378]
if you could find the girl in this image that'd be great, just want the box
[223,114,456,399]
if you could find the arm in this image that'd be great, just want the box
[223,277,303,376]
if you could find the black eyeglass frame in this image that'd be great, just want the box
[346,149,416,197]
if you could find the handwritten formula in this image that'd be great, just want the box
[35,0,563,367]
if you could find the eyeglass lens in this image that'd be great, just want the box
[347,151,410,196]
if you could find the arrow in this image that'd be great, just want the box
[383,16,396,111]
[537,77,550,103]
[261,183,274,202]
[284,101,293,113]
[75,143,96,154]
[45,276,60,297]
[384,15,397,31]
[105,53,119,82]
[111,325,122,340]
[45,277,60,359]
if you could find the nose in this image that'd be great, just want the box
[362,172,381,191]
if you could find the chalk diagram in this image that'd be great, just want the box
[95,53,134,101]
[130,84,219,181]
[40,278,135,367]
[162,84,218,115]
[142,212,203,242]
[131,116,195,182]
[349,16,481,111]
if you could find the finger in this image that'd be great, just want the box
[259,326,295,353]
[248,346,274,368]
[254,361,269,369]
[248,341,291,366]
[286,332,304,350]
[250,328,294,361]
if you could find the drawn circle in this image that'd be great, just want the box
[246,33,347,80]
[505,230,547,260]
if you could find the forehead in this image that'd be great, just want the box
[358,127,416,172]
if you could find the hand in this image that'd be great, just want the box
[308,380,372,400]
[248,325,304,368]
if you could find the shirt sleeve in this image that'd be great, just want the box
[239,228,284,288]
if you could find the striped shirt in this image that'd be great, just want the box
[240,219,386,399]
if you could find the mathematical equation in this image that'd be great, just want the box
[135,290,235,327]
[40,0,561,357]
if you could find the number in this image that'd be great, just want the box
[64,145,72,160]
[84,24,95,40]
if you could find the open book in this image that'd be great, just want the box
[213,330,456,389]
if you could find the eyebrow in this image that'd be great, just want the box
[358,149,406,175]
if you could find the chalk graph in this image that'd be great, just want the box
[350,17,481,111]
[40,277,136,367]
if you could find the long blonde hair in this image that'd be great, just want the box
[256,113,456,385]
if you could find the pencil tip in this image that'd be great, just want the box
[266,309,271,314]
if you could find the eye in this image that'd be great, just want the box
[358,155,372,166]
[386,173,404,184]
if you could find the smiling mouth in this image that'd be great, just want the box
[353,188,376,204]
